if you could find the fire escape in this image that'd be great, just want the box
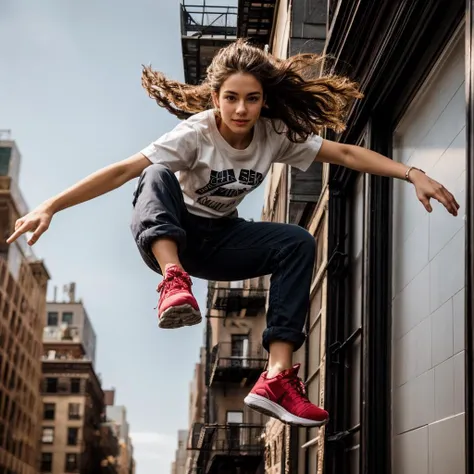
[208,286,268,386]
[187,284,267,474]
[180,1,278,85]
[181,1,238,85]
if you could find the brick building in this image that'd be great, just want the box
[0,132,50,474]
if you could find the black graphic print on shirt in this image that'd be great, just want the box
[195,169,264,213]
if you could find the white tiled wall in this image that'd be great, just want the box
[391,28,466,474]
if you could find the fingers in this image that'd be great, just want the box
[6,222,31,244]
[441,189,458,216]
[28,224,48,246]
[420,197,433,213]
[421,183,459,216]
[434,187,459,216]
[6,219,42,245]
[15,218,24,230]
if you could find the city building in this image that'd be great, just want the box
[261,1,328,473]
[171,430,188,474]
[44,284,97,366]
[0,131,50,474]
[40,290,118,473]
[186,278,268,474]
[183,348,206,474]
[321,2,467,474]
[180,0,473,473]
[104,389,135,474]
[266,1,470,474]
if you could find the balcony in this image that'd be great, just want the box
[210,341,266,385]
[212,288,267,317]
[181,2,238,85]
[191,424,264,474]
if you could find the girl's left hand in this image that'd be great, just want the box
[410,169,460,216]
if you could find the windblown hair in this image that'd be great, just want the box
[141,38,363,142]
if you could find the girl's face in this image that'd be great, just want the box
[212,73,264,136]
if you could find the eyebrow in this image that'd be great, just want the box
[223,90,262,96]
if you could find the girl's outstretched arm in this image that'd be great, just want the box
[7,153,151,246]
[316,140,460,216]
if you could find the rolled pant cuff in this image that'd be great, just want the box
[136,227,187,274]
[262,326,306,353]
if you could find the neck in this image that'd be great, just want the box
[216,115,254,150]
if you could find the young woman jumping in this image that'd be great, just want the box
[7,39,459,427]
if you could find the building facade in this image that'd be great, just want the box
[171,430,188,474]
[104,389,135,474]
[186,278,268,474]
[0,132,50,474]
[261,1,329,473]
[41,296,118,474]
[265,1,471,474]
[323,2,470,474]
[40,357,115,473]
[179,1,474,473]
[45,289,97,366]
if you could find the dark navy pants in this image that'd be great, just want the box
[130,164,315,352]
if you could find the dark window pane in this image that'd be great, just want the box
[67,427,78,446]
[70,378,81,394]
[43,403,55,420]
[41,452,53,472]
[45,378,57,393]
[62,312,73,324]
[46,312,58,326]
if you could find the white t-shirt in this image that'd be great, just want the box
[140,109,323,218]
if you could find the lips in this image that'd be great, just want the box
[233,119,250,126]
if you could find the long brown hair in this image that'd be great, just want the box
[142,38,363,142]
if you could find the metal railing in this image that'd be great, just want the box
[211,342,266,370]
[181,3,238,38]
[213,288,267,314]
[198,424,265,455]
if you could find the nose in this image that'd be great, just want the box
[236,100,247,115]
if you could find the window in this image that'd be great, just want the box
[43,403,55,420]
[46,312,58,326]
[42,427,54,444]
[70,378,81,394]
[41,452,53,472]
[45,378,57,393]
[68,403,80,420]
[226,411,243,424]
[226,411,243,450]
[230,334,249,367]
[67,427,79,446]
[65,453,79,472]
[62,312,73,324]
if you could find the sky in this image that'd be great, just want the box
[0,1,265,472]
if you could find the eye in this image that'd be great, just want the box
[248,96,260,102]
[225,96,236,101]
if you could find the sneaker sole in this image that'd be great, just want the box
[244,393,328,427]
[158,305,202,329]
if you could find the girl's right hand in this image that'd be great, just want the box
[6,204,54,246]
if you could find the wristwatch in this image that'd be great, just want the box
[405,166,425,183]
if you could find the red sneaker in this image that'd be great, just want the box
[244,364,329,427]
[157,264,201,329]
